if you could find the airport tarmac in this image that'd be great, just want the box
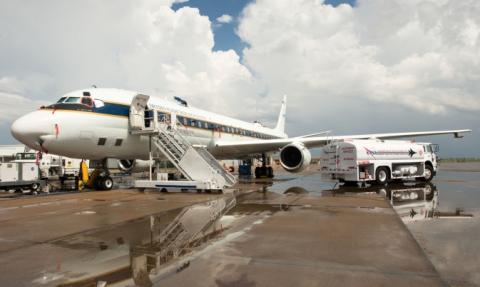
[0,168,477,287]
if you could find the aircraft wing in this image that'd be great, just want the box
[213,129,471,157]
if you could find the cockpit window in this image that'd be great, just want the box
[81,97,93,107]
[65,97,80,103]
[94,99,105,108]
[45,96,95,111]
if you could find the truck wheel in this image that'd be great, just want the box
[31,183,39,191]
[423,165,434,182]
[102,176,114,190]
[375,167,389,185]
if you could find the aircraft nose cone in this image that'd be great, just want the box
[11,111,51,149]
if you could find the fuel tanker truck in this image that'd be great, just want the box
[320,139,439,185]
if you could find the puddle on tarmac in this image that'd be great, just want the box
[53,193,292,287]
[266,171,478,220]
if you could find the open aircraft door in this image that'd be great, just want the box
[129,94,150,132]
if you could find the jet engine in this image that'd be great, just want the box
[279,142,312,173]
[117,159,152,173]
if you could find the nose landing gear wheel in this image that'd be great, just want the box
[95,176,114,191]
[102,176,114,190]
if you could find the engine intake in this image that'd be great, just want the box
[279,142,312,173]
[118,159,152,173]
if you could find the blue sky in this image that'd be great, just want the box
[173,0,356,55]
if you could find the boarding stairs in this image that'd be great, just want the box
[129,94,236,191]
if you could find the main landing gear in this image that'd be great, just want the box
[254,154,274,178]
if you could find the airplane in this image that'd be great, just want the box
[10,88,471,190]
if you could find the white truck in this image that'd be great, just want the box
[320,139,439,185]
[0,161,46,193]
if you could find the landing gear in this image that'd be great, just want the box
[89,160,114,191]
[93,174,114,191]
[255,154,274,178]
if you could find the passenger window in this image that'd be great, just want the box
[98,138,107,146]
[158,112,169,122]
[115,139,123,146]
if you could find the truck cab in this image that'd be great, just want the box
[419,143,439,179]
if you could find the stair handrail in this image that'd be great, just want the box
[154,111,236,186]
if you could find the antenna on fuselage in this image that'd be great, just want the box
[174,96,188,107]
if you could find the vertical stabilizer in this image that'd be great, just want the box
[275,95,287,135]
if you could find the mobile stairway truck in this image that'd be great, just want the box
[320,139,439,185]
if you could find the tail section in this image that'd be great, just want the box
[275,95,287,136]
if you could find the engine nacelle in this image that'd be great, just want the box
[118,159,152,173]
[279,142,312,173]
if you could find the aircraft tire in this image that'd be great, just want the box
[102,176,114,191]
[94,176,104,190]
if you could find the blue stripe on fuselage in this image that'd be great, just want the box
[93,102,130,117]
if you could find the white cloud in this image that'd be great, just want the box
[0,0,262,123]
[0,76,49,122]
[0,0,478,155]
[0,92,48,122]
[217,14,233,24]
[238,0,480,116]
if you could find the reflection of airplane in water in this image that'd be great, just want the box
[376,183,473,223]
[130,196,236,286]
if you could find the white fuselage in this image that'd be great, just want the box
[11,88,287,160]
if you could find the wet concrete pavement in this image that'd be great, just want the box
[0,169,477,286]
[398,171,480,287]
[143,189,443,287]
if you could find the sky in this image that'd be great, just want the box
[0,0,478,157]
